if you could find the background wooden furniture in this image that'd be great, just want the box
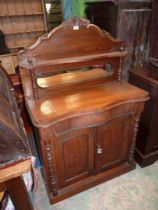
[0,0,47,75]
[19,17,149,204]
[0,0,47,51]
[0,65,33,210]
[0,53,18,74]
[45,0,63,30]
[0,0,47,132]
[85,0,151,80]
[151,0,158,59]
[129,66,158,167]
[129,0,158,167]
[9,72,33,134]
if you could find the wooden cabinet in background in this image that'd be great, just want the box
[85,1,151,80]
[129,66,158,167]
[151,0,158,59]
[0,1,47,132]
[129,0,158,167]
[9,73,33,134]
[86,1,118,37]
[0,64,33,210]
[0,0,47,50]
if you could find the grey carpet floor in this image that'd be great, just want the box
[30,161,158,210]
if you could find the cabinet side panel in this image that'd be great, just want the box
[129,74,156,154]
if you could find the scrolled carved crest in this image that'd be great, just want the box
[18,16,123,69]
[61,16,90,29]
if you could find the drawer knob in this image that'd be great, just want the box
[97,145,103,154]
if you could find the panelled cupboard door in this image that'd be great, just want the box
[95,114,134,174]
[53,127,95,189]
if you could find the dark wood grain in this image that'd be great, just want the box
[129,65,158,167]
[128,1,158,167]
[85,1,151,80]
[0,123,29,168]
[0,65,33,210]
[151,0,158,59]
[5,176,33,210]
[118,6,151,80]
[9,72,33,134]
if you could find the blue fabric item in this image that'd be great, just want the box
[63,0,72,20]
[63,0,86,20]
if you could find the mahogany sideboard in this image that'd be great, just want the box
[18,17,149,203]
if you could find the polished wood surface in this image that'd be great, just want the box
[19,17,123,64]
[37,68,108,88]
[19,17,126,101]
[19,17,149,203]
[0,65,33,210]
[21,79,148,127]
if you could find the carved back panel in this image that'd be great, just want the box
[19,17,127,101]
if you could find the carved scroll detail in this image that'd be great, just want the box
[129,114,141,163]
[62,16,90,29]
[44,140,58,196]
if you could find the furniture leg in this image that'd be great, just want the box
[5,176,33,210]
